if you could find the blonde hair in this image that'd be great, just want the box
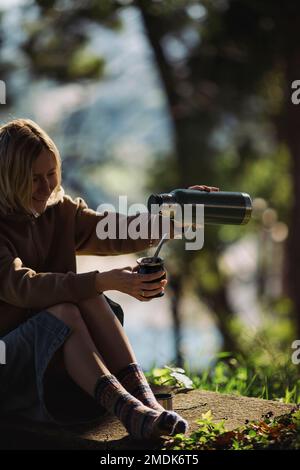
[0,118,63,215]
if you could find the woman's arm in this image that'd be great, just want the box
[74,198,162,255]
[74,185,219,256]
[0,246,99,309]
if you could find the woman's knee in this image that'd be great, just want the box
[47,302,82,329]
[79,293,104,308]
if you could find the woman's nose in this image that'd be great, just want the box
[38,177,51,194]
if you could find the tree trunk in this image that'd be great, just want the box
[168,274,184,367]
[138,3,240,354]
[201,287,242,354]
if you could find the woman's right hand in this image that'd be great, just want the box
[95,267,167,301]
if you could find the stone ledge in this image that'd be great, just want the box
[0,390,295,450]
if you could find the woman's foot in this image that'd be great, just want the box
[94,374,188,439]
[116,362,164,411]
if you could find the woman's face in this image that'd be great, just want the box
[31,148,58,214]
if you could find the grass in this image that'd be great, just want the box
[146,351,300,404]
[145,349,300,449]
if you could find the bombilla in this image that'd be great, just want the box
[153,233,168,259]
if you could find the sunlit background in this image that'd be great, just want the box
[0,0,296,375]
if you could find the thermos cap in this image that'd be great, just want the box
[241,192,252,225]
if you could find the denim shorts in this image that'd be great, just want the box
[0,308,114,425]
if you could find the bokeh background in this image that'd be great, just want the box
[0,1,299,388]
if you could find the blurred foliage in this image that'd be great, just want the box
[138,0,298,354]
[145,365,194,390]
[147,302,300,404]
[148,350,300,405]
[15,0,123,81]
[0,0,298,359]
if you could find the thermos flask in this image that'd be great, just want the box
[147,189,252,225]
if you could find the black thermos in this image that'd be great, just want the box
[147,189,252,225]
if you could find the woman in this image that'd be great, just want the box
[0,118,218,440]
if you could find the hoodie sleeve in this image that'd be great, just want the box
[0,245,99,309]
[73,197,164,255]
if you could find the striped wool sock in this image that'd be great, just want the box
[116,362,188,435]
[116,362,164,411]
[94,374,188,440]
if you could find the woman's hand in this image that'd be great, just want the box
[188,185,219,192]
[96,267,167,302]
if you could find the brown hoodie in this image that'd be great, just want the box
[0,194,161,336]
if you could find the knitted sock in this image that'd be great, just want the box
[116,362,187,435]
[116,362,164,411]
[94,374,188,439]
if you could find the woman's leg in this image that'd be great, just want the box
[77,295,165,412]
[48,296,164,411]
[45,302,188,438]
[46,302,110,396]
[77,294,136,375]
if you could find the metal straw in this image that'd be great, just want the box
[153,233,168,259]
